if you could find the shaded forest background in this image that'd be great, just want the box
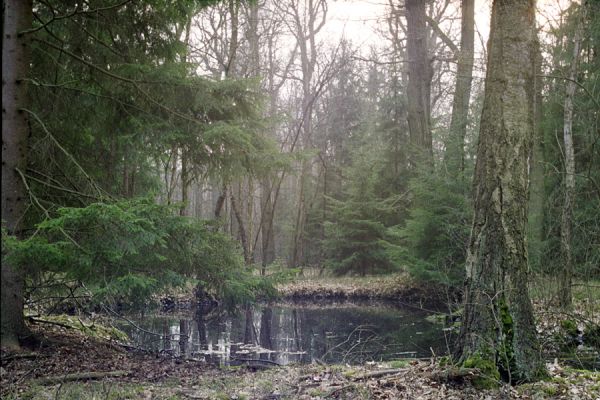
[2,0,599,327]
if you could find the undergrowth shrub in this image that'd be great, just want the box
[2,198,276,312]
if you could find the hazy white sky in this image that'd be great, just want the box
[323,0,574,53]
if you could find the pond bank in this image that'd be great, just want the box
[1,323,598,399]
[276,274,459,308]
[158,273,457,313]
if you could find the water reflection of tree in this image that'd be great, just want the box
[259,307,273,349]
[179,319,189,357]
[244,305,257,344]
[296,307,448,363]
[121,305,449,365]
[196,317,207,347]
[292,309,302,352]
[162,319,171,352]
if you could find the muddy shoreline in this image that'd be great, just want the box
[2,323,598,400]
[160,277,460,313]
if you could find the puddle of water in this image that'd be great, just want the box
[117,303,455,366]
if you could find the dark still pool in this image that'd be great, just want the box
[117,302,454,366]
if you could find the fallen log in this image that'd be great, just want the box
[352,368,406,381]
[33,370,130,385]
[1,352,41,363]
[425,367,481,382]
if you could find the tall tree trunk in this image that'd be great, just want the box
[1,0,33,349]
[291,166,307,267]
[166,146,179,205]
[214,185,228,219]
[287,0,326,268]
[457,0,545,383]
[446,0,475,177]
[231,193,251,265]
[180,149,189,216]
[559,9,583,309]
[406,0,433,165]
[225,0,239,76]
[528,39,545,271]
[260,179,276,269]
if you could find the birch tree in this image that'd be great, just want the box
[558,6,584,309]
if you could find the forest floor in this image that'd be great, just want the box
[1,322,599,400]
[2,276,598,399]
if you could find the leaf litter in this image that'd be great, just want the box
[1,320,598,399]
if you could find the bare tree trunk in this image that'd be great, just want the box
[528,39,545,270]
[559,10,584,309]
[287,0,327,267]
[406,0,433,165]
[231,192,252,265]
[165,146,179,205]
[123,153,130,197]
[260,179,276,269]
[246,180,254,258]
[1,0,33,349]
[457,0,545,383]
[179,16,193,217]
[215,185,228,219]
[291,167,307,267]
[225,0,239,76]
[180,149,189,216]
[446,0,474,177]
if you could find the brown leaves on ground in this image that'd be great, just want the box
[277,273,456,307]
[2,322,598,399]
[293,361,599,400]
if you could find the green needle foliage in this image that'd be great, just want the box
[324,150,402,276]
[393,169,472,286]
[3,199,274,311]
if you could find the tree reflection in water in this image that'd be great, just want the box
[118,303,451,366]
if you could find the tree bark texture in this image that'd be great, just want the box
[260,180,276,268]
[214,185,228,219]
[527,38,545,270]
[559,8,583,309]
[180,149,189,216]
[458,0,545,383]
[1,0,33,349]
[406,0,433,164]
[446,0,475,177]
[231,193,252,265]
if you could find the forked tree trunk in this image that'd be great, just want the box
[1,0,33,349]
[457,0,545,383]
[559,8,584,309]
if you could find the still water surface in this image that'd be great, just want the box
[118,302,454,366]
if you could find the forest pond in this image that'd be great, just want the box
[117,302,454,366]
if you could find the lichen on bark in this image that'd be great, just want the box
[456,0,546,383]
